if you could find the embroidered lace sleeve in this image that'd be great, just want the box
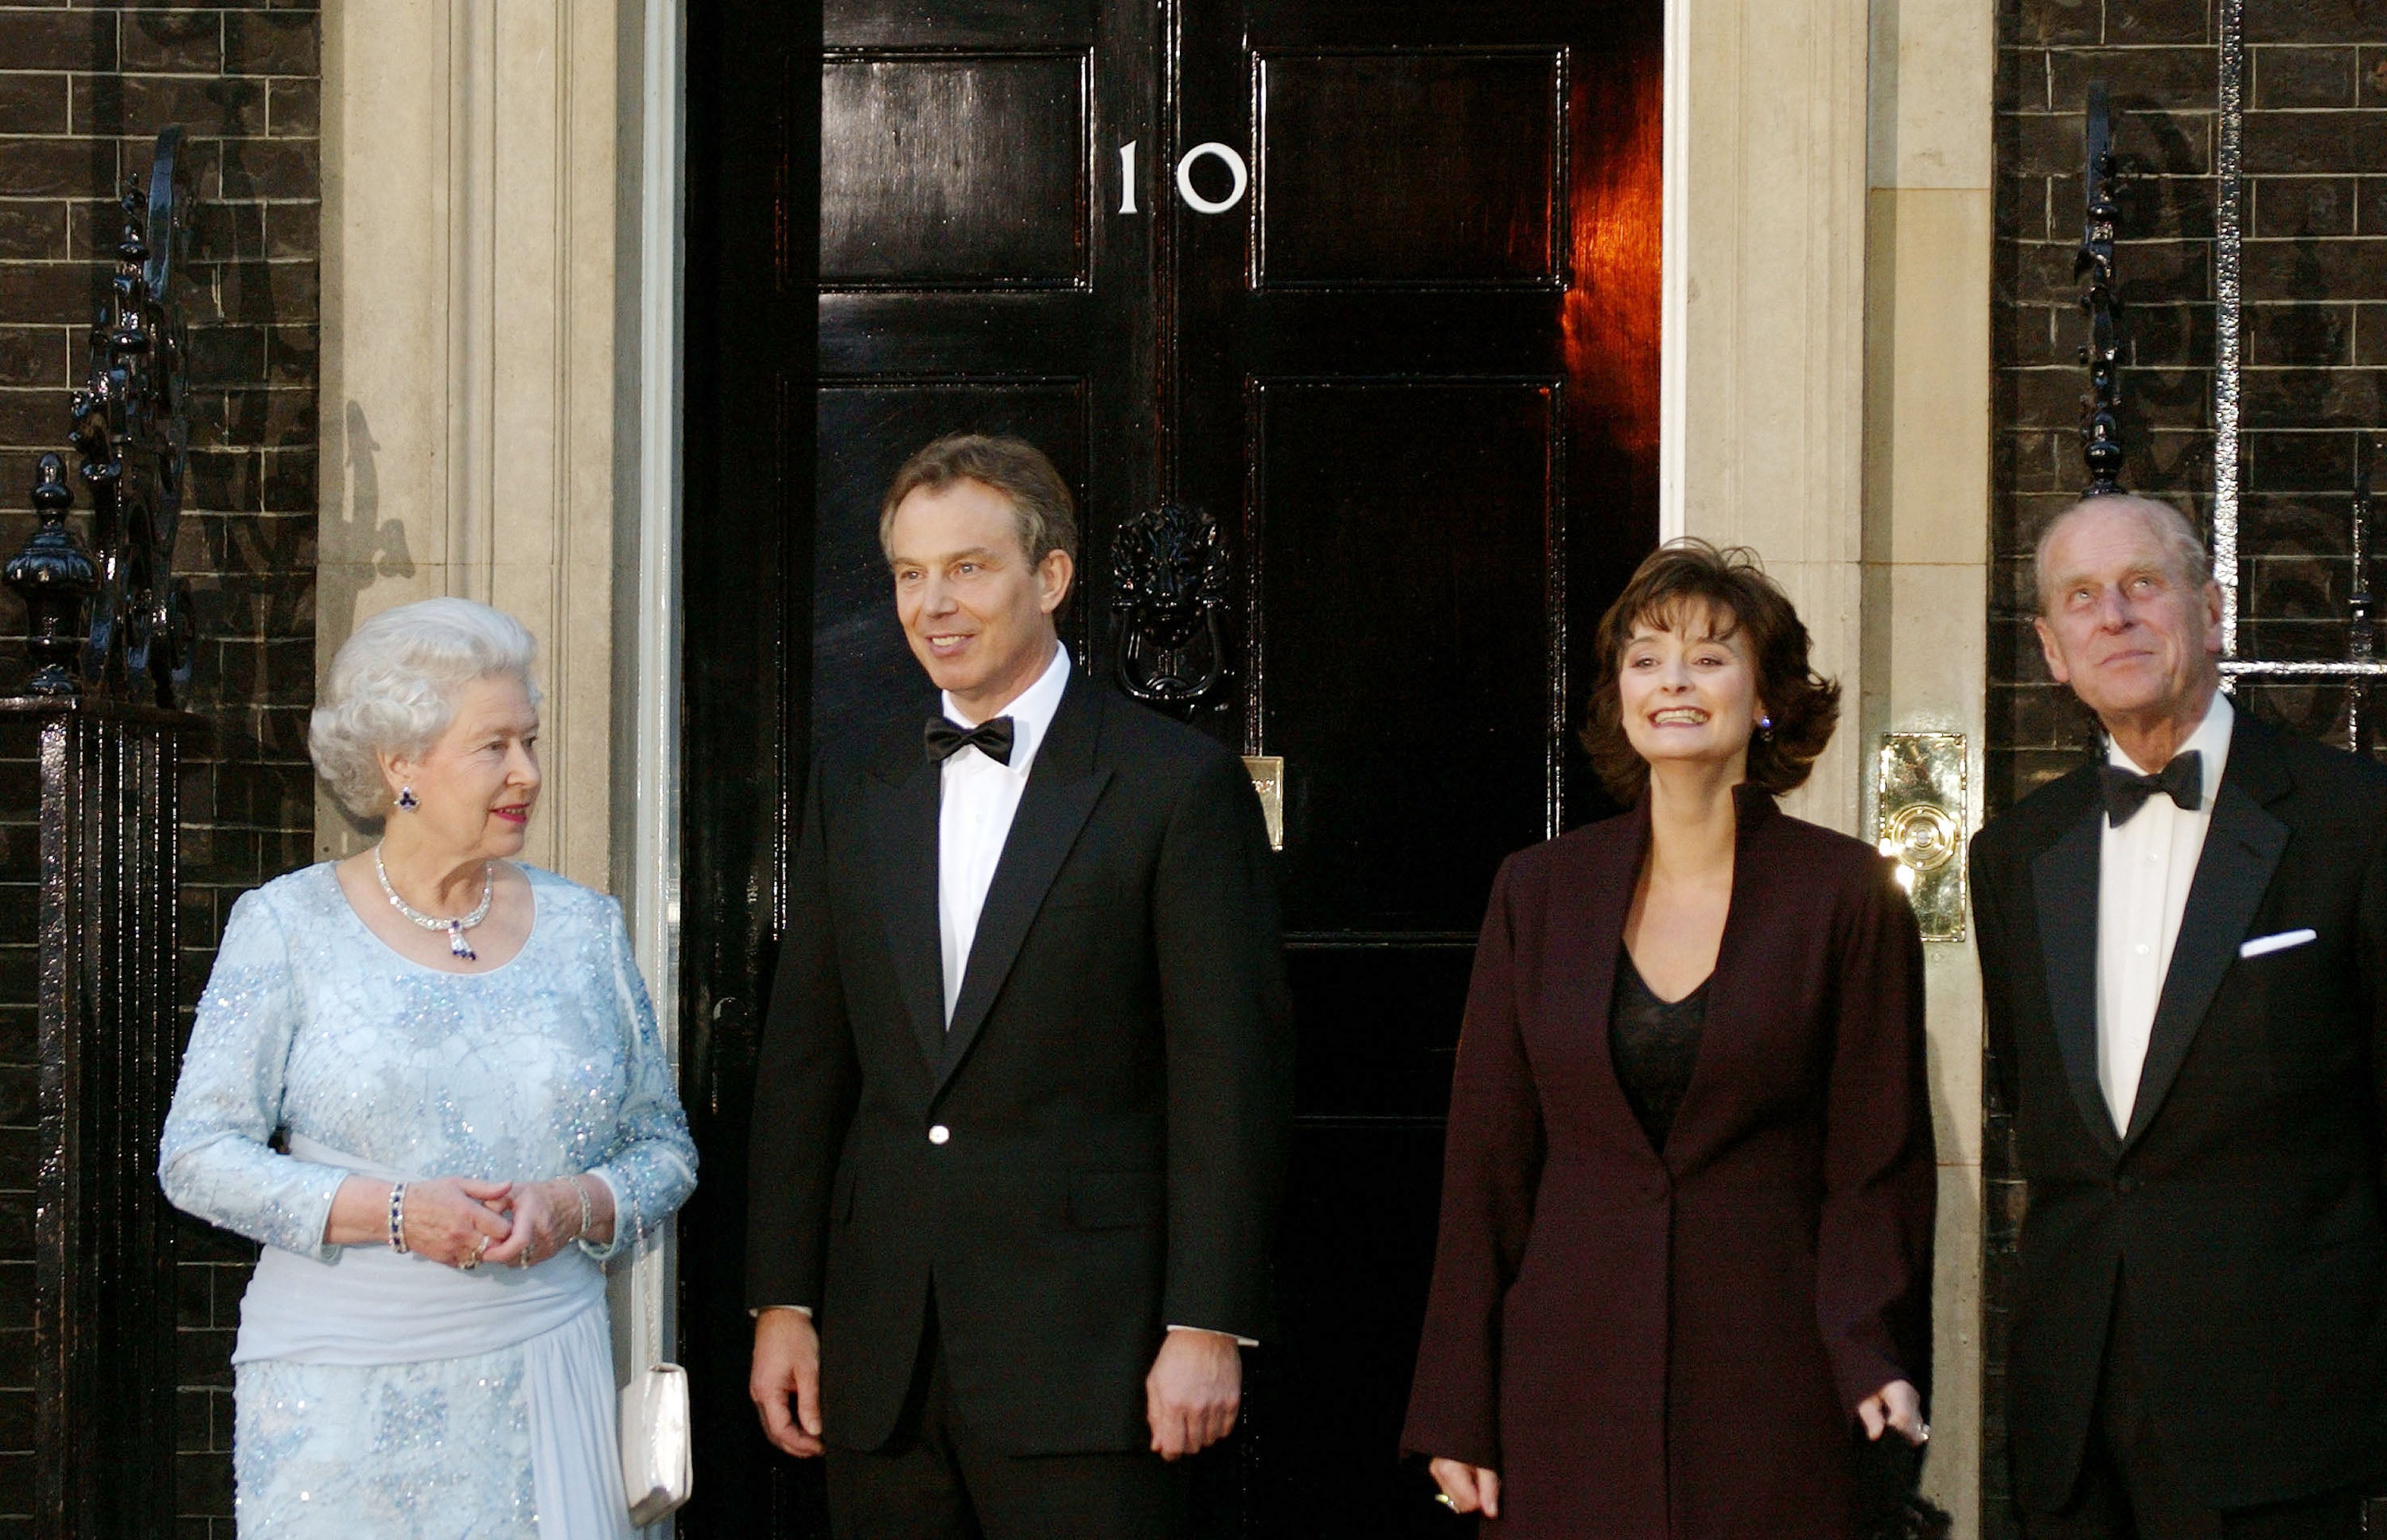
[160,889,352,1260]
[576,898,697,1262]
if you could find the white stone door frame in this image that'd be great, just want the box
[616,0,686,1476]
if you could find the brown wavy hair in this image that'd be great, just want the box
[1581,539,1841,803]
[878,433,1079,566]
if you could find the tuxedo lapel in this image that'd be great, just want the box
[865,737,948,1069]
[933,676,1112,1099]
[2031,790,2117,1153]
[2123,724,2290,1149]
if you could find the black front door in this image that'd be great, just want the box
[680,3,1660,1534]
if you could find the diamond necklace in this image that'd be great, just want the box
[374,846,496,961]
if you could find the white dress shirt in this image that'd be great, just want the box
[2096,692,2233,1134]
[937,643,1072,1023]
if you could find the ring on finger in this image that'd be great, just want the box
[462,1235,489,1271]
[1434,1493,1455,1509]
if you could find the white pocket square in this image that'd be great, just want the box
[2239,928,2317,959]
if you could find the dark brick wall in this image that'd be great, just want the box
[1996,0,2387,807]
[1992,1,2387,1533]
[0,6,318,1534]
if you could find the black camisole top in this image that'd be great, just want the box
[1609,947,1709,1153]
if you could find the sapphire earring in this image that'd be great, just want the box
[1757,714,1775,741]
[397,785,419,811]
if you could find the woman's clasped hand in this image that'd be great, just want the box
[480,1174,616,1270]
[1856,1378,1930,1447]
[1427,1458,1501,1518]
[398,1176,512,1268]
[347,1173,621,1271]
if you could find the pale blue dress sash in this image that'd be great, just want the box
[233,1138,633,1540]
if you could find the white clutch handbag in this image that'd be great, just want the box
[621,1363,693,1526]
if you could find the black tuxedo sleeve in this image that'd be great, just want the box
[2360,811,2387,1192]
[1151,749,1295,1343]
[1968,833,2020,1120]
[745,760,862,1313]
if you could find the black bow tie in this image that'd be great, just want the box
[925,715,1015,766]
[2099,751,2202,825]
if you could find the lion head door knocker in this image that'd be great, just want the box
[1108,502,1232,711]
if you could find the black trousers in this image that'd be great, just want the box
[822,1293,1190,1540]
[2019,1279,2364,1540]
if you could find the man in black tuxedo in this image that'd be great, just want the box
[745,434,1293,1538]
[1970,492,2386,1538]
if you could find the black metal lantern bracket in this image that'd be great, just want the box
[2075,82,2128,501]
[6,126,199,707]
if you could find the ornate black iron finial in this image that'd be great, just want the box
[58,126,197,706]
[6,454,99,696]
[1108,502,1232,711]
[2077,83,2128,497]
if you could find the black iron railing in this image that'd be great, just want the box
[0,126,206,1539]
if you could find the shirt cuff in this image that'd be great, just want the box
[1168,1324,1259,1348]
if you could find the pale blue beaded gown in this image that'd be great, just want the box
[161,862,697,1539]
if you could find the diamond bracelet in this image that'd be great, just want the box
[387,1180,410,1254]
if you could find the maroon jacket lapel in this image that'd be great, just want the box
[1540,798,1669,1167]
[1664,785,1780,1163]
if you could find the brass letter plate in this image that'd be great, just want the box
[1243,756,1284,852]
[1875,733,1967,942]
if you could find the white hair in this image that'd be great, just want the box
[309,597,542,818]
[2034,492,2214,615]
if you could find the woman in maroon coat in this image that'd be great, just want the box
[1403,541,1935,1538]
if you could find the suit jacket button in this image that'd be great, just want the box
[2115,1173,2136,1196]
[929,1125,951,1145]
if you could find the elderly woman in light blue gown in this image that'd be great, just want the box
[161,597,696,1538]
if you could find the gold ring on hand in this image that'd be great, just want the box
[462,1235,488,1270]
[1434,1493,1455,1509]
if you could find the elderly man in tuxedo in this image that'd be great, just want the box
[1969,492,2387,1538]
[744,433,1293,1538]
